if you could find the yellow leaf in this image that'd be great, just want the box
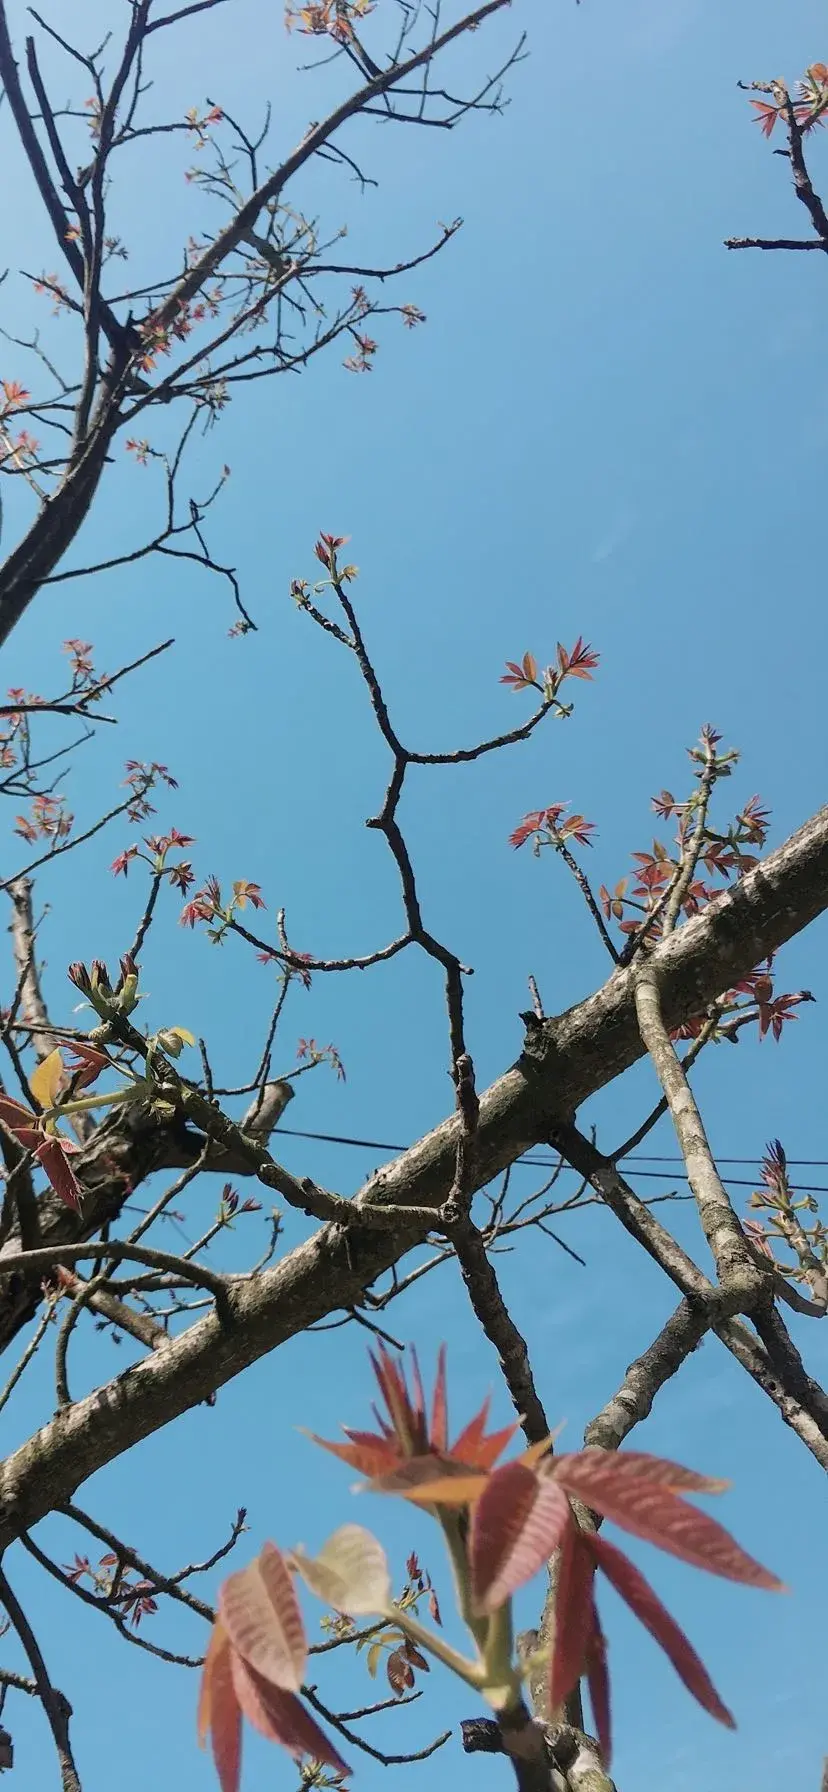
[156,1026,196,1058]
[29,1048,64,1110]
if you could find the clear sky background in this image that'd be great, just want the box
[1,1,827,1788]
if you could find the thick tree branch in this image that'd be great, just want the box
[7,880,58,1065]
[0,808,827,1538]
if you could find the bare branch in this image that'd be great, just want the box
[0,1562,82,1792]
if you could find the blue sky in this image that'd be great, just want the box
[1,0,827,1788]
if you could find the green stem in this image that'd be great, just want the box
[384,1602,485,1692]
[44,1082,145,1123]
[482,1599,522,1711]
[439,1511,488,1654]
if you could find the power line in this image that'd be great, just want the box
[274,1127,828,1195]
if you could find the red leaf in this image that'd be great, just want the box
[560,1451,728,1497]
[509,810,545,850]
[553,1455,784,1588]
[590,1534,734,1729]
[584,1596,611,1764]
[199,1626,242,1792]
[219,1543,306,1692]
[231,1655,349,1773]
[387,1645,415,1694]
[430,1344,448,1453]
[0,1095,37,1134]
[500,651,539,690]
[549,1526,597,1716]
[470,1463,570,1614]
[111,846,140,876]
[35,1137,83,1213]
[315,1429,399,1478]
[451,1397,518,1472]
[556,637,599,681]
[64,1042,111,1090]
[369,1345,425,1454]
[750,99,779,136]
[408,1348,429,1444]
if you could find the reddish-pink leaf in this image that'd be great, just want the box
[35,1137,83,1213]
[500,652,539,690]
[560,1450,727,1497]
[553,1455,783,1588]
[430,1344,448,1453]
[369,1346,422,1453]
[219,1544,306,1692]
[557,637,599,680]
[590,1534,735,1729]
[199,1627,242,1792]
[469,1462,536,1608]
[387,1645,415,1695]
[64,1042,111,1090]
[342,1430,400,1469]
[470,1463,570,1614]
[549,1527,597,1717]
[407,1348,429,1445]
[750,99,779,136]
[451,1398,518,1472]
[466,1421,519,1473]
[309,1428,398,1479]
[232,1655,349,1774]
[450,1397,491,1465]
[509,811,545,850]
[0,1095,36,1134]
[584,1596,611,1765]
[9,1125,41,1152]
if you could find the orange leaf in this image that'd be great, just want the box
[370,1457,488,1505]
[451,1399,518,1472]
[500,651,539,690]
[306,1428,398,1479]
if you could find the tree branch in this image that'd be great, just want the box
[0,1562,82,1792]
[0,809,826,1535]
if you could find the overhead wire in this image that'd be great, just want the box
[272,1128,828,1196]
